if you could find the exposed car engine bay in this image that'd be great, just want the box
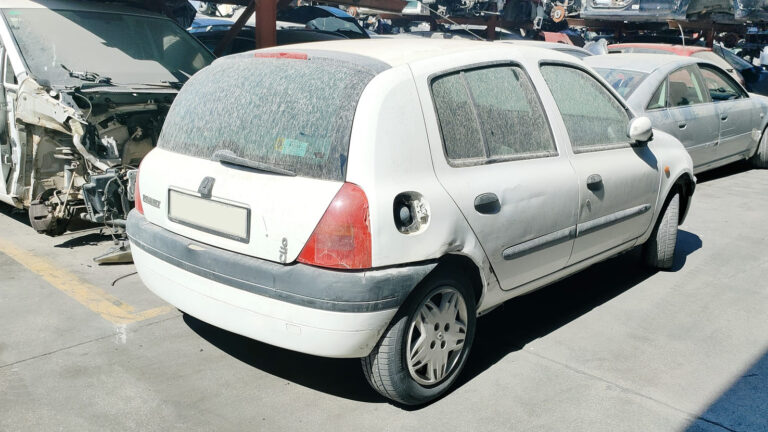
[12,78,174,237]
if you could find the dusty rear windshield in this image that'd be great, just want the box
[594,68,648,98]
[158,56,376,181]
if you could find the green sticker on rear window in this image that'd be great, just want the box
[276,138,308,157]
[275,136,331,160]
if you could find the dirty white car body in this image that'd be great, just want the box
[0,0,213,234]
[128,40,695,404]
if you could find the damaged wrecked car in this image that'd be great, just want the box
[0,0,214,235]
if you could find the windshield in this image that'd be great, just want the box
[2,9,214,87]
[158,56,376,181]
[595,68,648,98]
[305,17,365,38]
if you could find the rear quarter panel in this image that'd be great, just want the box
[345,64,500,309]
[346,66,483,264]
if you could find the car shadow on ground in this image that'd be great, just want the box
[185,230,702,407]
[695,160,753,184]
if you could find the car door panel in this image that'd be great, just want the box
[665,66,720,170]
[438,158,580,290]
[415,62,580,291]
[713,99,754,159]
[568,147,659,264]
[666,104,719,168]
[538,64,661,265]
[698,65,756,161]
[0,48,16,193]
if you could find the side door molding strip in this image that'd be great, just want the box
[502,226,577,260]
[577,204,651,237]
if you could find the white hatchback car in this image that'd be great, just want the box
[128,40,695,405]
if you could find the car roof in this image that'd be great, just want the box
[0,0,165,16]
[503,40,591,54]
[584,53,701,73]
[260,39,560,68]
[609,43,711,56]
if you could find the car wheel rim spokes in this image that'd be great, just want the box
[406,287,468,386]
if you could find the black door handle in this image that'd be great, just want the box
[721,114,728,121]
[586,174,603,191]
[678,122,687,129]
[474,193,500,214]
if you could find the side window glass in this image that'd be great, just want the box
[647,80,667,110]
[668,66,707,107]
[432,73,485,160]
[4,55,16,85]
[540,65,630,152]
[699,66,744,101]
[463,66,556,158]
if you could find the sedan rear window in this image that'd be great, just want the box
[158,55,377,181]
[594,68,648,98]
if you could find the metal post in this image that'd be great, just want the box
[706,26,715,48]
[214,0,257,56]
[486,14,497,41]
[256,0,277,49]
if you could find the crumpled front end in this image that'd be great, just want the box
[12,77,173,235]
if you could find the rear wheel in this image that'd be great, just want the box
[751,129,768,168]
[644,192,679,270]
[362,269,476,405]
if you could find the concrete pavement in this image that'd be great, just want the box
[0,162,766,431]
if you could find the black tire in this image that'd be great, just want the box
[644,192,680,270]
[751,129,768,169]
[361,268,476,405]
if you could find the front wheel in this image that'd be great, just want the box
[362,269,476,405]
[644,192,680,270]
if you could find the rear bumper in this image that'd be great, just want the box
[127,211,436,357]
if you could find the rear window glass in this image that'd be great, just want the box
[431,65,555,163]
[594,68,648,98]
[158,56,376,181]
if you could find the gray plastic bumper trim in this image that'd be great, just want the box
[127,211,436,313]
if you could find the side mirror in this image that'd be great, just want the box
[628,116,653,145]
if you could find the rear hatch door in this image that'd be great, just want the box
[139,51,379,263]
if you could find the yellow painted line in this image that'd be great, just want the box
[0,238,172,324]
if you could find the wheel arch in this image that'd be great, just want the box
[673,172,695,225]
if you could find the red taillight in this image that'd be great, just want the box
[134,169,144,215]
[297,183,371,269]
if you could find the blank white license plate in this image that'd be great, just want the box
[168,190,250,242]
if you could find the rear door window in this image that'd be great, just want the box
[432,65,556,163]
[668,66,708,107]
[431,73,485,160]
[158,56,377,181]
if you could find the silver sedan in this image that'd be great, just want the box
[585,53,768,173]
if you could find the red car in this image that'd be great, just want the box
[608,43,745,86]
